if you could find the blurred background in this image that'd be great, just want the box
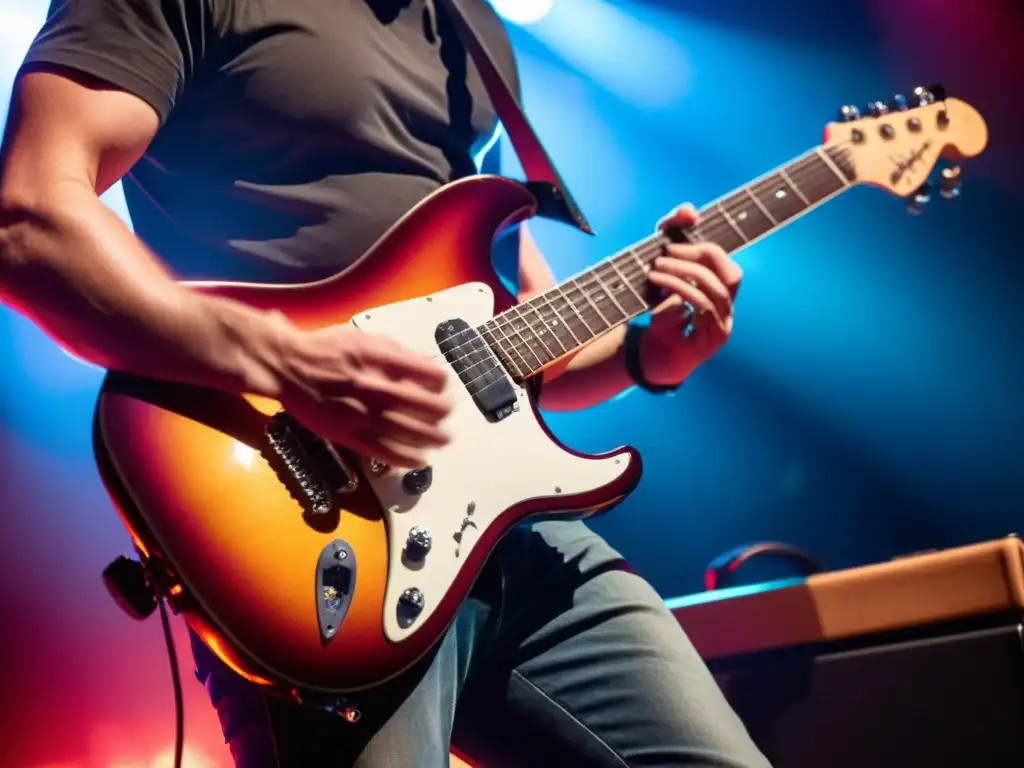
[1,0,1021,765]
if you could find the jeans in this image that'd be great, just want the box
[192,520,771,767]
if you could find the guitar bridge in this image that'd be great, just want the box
[264,412,358,516]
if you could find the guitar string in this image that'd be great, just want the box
[434,140,861,374]
[462,143,850,354]
[438,150,848,378]
[425,137,913,384]
[445,150,860,392]
[452,141,922,393]
[443,145,858,384]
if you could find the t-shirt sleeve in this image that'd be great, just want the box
[20,0,204,126]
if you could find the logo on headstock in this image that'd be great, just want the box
[890,140,933,187]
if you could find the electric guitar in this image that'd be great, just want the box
[95,87,987,708]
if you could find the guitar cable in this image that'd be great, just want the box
[157,597,185,768]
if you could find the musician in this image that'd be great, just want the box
[0,1,764,766]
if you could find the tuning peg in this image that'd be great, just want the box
[838,104,861,122]
[913,86,935,106]
[890,94,908,111]
[906,182,932,215]
[939,165,962,199]
[868,100,890,117]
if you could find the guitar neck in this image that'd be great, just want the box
[480,143,857,380]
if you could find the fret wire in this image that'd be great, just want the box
[538,291,583,345]
[477,324,520,378]
[567,277,612,328]
[815,146,851,185]
[786,151,845,202]
[512,303,556,360]
[627,247,651,277]
[829,146,857,182]
[749,172,802,218]
[778,167,810,206]
[485,320,530,376]
[555,284,597,336]
[573,275,617,328]
[608,256,648,308]
[712,196,767,245]
[590,265,631,319]
[544,288,593,341]
[742,186,777,225]
[498,312,546,370]
[715,201,749,244]
[796,154,845,196]
[522,299,567,355]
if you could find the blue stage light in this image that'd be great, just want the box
[491,0,554,26]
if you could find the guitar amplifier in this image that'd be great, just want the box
[668,537,1024,767]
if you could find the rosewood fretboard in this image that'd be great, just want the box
[474,144,856,380]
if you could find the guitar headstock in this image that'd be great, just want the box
[824,86,988,214]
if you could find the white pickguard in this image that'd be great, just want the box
[351,283,633,644]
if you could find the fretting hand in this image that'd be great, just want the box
[639,204,744,385]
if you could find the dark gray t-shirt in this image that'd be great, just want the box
[23,0,518,283]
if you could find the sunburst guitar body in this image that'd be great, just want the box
[92,90,987,705]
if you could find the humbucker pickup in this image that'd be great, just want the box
[435,318,517,421]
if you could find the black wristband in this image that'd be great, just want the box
[623,322,681,394]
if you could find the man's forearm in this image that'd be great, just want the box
[537,323,704,411]
[535,325,635,411]
[0,186,281,396]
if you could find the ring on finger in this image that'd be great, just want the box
[681,302,696,338]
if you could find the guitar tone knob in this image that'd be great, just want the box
[405,526,432,560]
[402,466,433,495]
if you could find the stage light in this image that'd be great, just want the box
[150,746,213,768]
[491,0,554,26]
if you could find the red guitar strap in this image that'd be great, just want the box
[437,0,594,235]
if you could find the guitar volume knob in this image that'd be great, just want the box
[402,466,433,495]
[405,526,432,560]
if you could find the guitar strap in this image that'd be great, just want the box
[436,0,594,235]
